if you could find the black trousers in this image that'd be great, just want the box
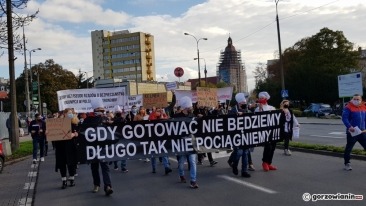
[262,142,277,164]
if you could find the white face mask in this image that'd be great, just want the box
[67,113,74,119]
[352,100,361,106]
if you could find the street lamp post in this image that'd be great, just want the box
[275,0,285,92]
[184,33,207,87]
[20,20,31,117]
[194,58,207,86]
[29,48,41,113]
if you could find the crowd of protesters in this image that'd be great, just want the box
[27,90,303,196]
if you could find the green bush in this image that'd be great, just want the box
[5,141,33,161]
[292,109,302,117]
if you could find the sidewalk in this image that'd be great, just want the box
[296,116,342,125]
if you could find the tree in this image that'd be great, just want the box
[262,27,360,106]
[0,0,37,55]
[15,59,79,113]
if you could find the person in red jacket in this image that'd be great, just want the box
[341,94,366,171]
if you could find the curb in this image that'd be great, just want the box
[277,145,366,161]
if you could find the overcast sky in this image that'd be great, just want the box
[1,0,365,91]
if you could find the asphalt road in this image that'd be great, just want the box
[2,146,365,206]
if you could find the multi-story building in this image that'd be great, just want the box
[217,36,247,93]
[91,30,155,82]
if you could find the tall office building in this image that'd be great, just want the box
[91,30,155,82]
[217,36,247,93]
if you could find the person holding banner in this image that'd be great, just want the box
[175,96,199,189]
[279,100,299,156]
[110,106,129,172]
[194,103,218,167]
[255,91,277,172]
[228,93,251,178]
[54,108,79,189]
[83,105,114,196]
[147,107,173,175]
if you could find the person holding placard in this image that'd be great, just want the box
[54,108,79,189]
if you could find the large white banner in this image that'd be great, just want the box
[57,87,126,113]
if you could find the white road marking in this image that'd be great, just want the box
[310,135,344,139]
[24,182,35,190]
[329,132,345,135]
[28,171,37,177]
[218,175,277,194]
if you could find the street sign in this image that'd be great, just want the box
[174,67,184,78]
[281,90,289,98]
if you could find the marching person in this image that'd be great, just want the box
[148,107,172,175]
[29,113,46,164]
[175,96,199,188]
[54,108,79,189]
[82,104,114,196]
[228,93,251,177]
[279,100,299,156]
[255,91,277,171]
[341,94,366,171]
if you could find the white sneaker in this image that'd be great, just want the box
[32,159,37,164]
[344,163,352,171]
[40,157,45,162]
[144,158,150,162]
[284,149,292,156]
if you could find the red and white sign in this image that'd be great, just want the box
[174,67,184,78]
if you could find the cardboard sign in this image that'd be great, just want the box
[46,118,72,141]
[143,93,167,109]
[197,87,218,108]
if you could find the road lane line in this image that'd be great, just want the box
[218,175,277,194]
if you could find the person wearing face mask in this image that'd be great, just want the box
[82,105,114,196]
[342,94,366,171]
[126,105,138,122]
[279,100,299,156]
[255,91,277,172]
[29,113,46,164]
[54,108,79,189]
[227,93,251,178]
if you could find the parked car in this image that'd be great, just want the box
[303,103,333,117]
[0,139,4,173]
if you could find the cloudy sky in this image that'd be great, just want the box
[2,0,366,91]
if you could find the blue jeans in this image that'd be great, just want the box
[178,154,197,182]
[234,149,249,173]
[344,133,366,164]
[32,136,45,160]
[91,161,112,190]
[113,160,127,170]
[151,156,170,169]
